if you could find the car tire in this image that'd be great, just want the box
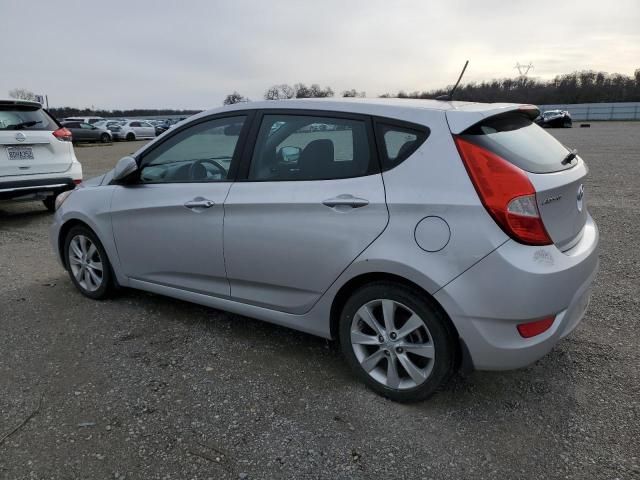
[339,281,456,402]
[126,132,135,141]
[100,133,111,143]
[43,195,56,212]
[63,225,114,300]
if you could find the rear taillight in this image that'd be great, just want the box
[53,127,72,142]
[453,136,552,246]
[517,316,555,338]
[73,179,82,185]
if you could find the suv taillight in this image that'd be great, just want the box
[53,127,72,142]
[453,136,552,246]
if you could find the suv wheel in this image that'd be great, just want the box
[63,225,113,299]
[43,195,57,212]
[339,282,456,402]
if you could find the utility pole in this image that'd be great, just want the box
[514,62,534,77]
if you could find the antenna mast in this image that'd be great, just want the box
[435,60,469,101]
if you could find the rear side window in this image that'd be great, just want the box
[375,121,429,171]
[0,105,58,131]
[248,114,373,181]
[460,113,572,173]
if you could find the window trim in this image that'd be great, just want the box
[129,111,256,185]
[236,109,380,182]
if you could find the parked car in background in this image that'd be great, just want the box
[93,120,125,131]
[63,116,105,125]
[50,98,598,402]
[61,121,112,144]
[112,120,156,141]
[148,119,170,136]
[1,98,82,211]
[535,110,572,128]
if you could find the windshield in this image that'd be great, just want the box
[0,105,58,131]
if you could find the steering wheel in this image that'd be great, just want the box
[188,159,227,181]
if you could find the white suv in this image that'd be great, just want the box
[1,99,82,211]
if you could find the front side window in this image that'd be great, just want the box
[139,115,246,183]
[249,114,372,181]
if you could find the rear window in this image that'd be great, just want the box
[460,113,573,173]
[0,105,58,131]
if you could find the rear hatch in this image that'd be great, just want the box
[450,107,587,251]
[0,100,73,177]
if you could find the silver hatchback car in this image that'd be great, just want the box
[50,99,598,402]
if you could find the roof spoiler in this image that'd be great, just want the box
[446,104,540,134]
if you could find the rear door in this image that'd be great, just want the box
[223,111,388,314]
[456,111,587,251]
[0,101,73,177]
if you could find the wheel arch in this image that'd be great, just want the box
[58,218,93,269]
[329,271,468,371]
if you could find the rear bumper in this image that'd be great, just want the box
[0,176,76,200]
[435,214,599,370]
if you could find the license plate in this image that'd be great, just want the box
[7,146,34,161]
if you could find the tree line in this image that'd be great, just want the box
[224,69,640,105]
[380,69,640,104]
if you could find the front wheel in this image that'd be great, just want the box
[339,282,456,402]
[100,133,111,143]
[126,132,135,141]
[64,225,114,299]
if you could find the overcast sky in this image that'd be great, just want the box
[1,0,638,110]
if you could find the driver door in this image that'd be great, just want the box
[110,114,251,297]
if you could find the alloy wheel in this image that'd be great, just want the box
[68,234,104,292]
[350,299,435,390]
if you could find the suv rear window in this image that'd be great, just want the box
[0,105,58,131]
[460,113,572,174]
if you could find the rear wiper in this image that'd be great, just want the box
[562,148,578,165]
[7,120,41,130]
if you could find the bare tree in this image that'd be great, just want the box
[264,84,295,100]
[223,92,249,105]
[8,88,37,101]
[342,89,366,98]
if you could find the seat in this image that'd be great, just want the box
[298,139,335,180]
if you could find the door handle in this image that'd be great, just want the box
[184,199,215,209]
[322,194,369,209]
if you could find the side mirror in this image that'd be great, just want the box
[278,146,301,163]
[113,156,138,182]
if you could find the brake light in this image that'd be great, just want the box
[53,127,72,142]
[453,136,552,246]
[517,316,555,338]
[73,179,82,185]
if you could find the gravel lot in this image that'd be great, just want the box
[1,124,639,480]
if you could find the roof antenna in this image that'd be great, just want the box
[435,60,469,101]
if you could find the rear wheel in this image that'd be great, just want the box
[339,282,456,402]
[126,132,135,141]
[100,133,110,143]
[63,225,113,299]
